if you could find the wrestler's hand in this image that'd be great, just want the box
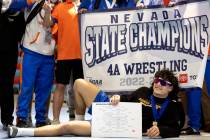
[110,95,120,106]
[168,1,176,7]
[136,2,145,8]
[146,125,160,138]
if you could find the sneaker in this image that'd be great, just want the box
[26,116,33,127]
[45,117,52,125]
[180,127,200,135]
[16,118,28,128]
[7,126,18,138]
[51,119,60,125]
[35,122,48,128]
[69,109,75,119]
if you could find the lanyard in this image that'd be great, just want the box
[151,95,169,122]
[105,0,116,9]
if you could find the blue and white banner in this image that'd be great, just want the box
[80,1,210,91]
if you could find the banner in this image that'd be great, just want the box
[80,1,210,91]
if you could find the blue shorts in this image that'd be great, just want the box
[88,91,109,115]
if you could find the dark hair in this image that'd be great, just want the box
[153,69,179,100]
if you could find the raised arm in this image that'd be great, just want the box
[42,0,54,28]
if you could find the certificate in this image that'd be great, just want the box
[91,102,142,138]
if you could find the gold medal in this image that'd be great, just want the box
[153,121,158,126]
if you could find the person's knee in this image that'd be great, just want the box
[54,123,71,135]
[73,79,85,93]
[60,122,77,135]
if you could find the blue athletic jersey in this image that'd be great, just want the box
[79,0,135,11]
[88,90,110,114]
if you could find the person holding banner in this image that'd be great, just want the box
[202,44,210,132]
[8,69,184,138]
[136,0,169,7]
[0,0,25,131]
[78,0,135,12]
[12,0,56,128]
[181,44,210,135]
[136,0,187,8]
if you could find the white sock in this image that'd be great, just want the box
[75,114,85,120]
[16,128,34,137]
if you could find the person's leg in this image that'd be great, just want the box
[18,53,33,128]
[201,81,210,132]
[73,79,100,115]
[26,95,33,127]
[69,59,84,118]
[188,88,202,131]
[181,87,201,135]
[52,83,65,123]
[8,121,91,137]
[45,93,52,124]
[52,60,71,124]
[34,56,54,127]
[0,51,18,129]
[202,59,210,132]
[16,51,37,127]
[205,60,210,95]
[35,121,91,136]
[66,83,75,118]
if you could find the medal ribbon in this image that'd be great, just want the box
[151,95,169,122]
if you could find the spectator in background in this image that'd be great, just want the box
[201,0,210,133]
[0,0,42,130]
[0,0,25,130]
[21,0,62,128]
[14,0,56,128]
[203,48,210,131]
[181,44,210,135]
[79,0,135,12]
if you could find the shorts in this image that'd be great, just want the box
[88,90,110,115]
[55,59,83,84]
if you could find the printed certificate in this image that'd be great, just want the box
[91,102,142,138]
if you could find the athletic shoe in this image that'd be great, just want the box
[45,117,52,125]
[35,122,48,128]
[180,127,200,135]
[26,116,33,127]
[51,119,60,125]
[7,126,18,138]
[16,118,28,128]
[68,109,75,119]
